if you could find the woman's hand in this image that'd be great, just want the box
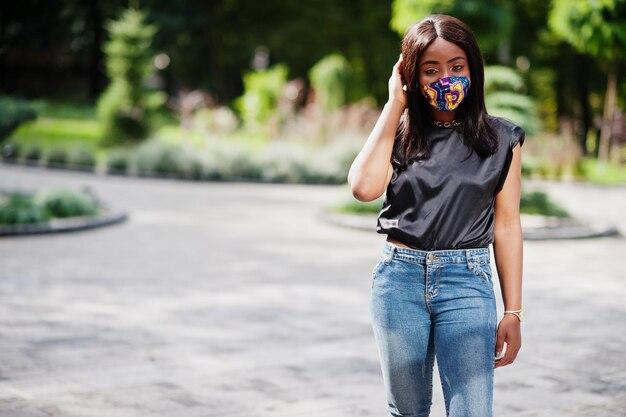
[494,314,521,368]
[388,54,407,108]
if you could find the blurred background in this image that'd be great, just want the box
[1,1,625,417]
[0,0,625,185]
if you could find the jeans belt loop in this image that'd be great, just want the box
[465,249,472,267]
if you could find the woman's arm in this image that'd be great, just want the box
[347,55,406,202]
[493,143,523,368]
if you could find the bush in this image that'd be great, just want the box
[573,157,626,185]
[133,139,193,177]
[309,54,352,112]
[0,192,51,225]
[22,144,43,163]
[97,8,165,146]
[106,148,132,173]
[520,191,569,218]
[69,147,96,168]
[34,189,99,218]
[236,64,289,132]
[0,97,37,143]
[216,144,264,180]
[306,137,362,184]
[257,142,309,183]
[485,65,540,135]
[45,146,70,166]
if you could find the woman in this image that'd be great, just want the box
[347,14,523,417]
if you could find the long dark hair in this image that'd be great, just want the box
[392,14,498,170]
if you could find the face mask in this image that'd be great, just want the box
[420,76,471,112]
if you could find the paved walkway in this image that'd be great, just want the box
[0,163,625,417]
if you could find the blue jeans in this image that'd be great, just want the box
[370,242,497,417]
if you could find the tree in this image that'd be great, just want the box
[549,0,626,162]
[97,8,165,145]
[390,0,515,61]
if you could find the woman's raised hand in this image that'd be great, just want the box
[388,53,407,108]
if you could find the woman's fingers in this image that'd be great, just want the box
[495,341,520,367]
[388,53,407,106]
[494,317,522,368]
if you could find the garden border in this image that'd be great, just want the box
[0,209,128,237]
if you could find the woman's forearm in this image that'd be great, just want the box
[493,222,523,311]
[347,99,405,201]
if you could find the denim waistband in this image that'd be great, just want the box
[382,241,490,264]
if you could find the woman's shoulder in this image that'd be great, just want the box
[486,115,525,148]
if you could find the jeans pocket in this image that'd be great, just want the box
[469,261,493,285]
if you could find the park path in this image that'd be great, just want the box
[0,163,625,417]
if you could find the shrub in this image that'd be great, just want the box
[520,191,569,218]
[0,192,51,225]
[574,157,626,185]
[485,65,540,135]
[97,8,165,146]
[309,54,352,112]
[22,144,43,163]
[193,106,239,136]
[69,147,96,168]
[306,137,362,184]
[236,64,289,132]
[133,139,193,177]
[257,142,309,183]
[45,146,69,166]
[34,189,99,218]
[0,97,37,143]
[215,144,264,180]
[106,148,132,173]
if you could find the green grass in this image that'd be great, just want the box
[575,158,626,185]
[12,117,103,149]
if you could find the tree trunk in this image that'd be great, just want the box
[577,54,592,156]
[598,60,618,162]
[88,0,103,101]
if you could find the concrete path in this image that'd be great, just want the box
[0,163,625,417]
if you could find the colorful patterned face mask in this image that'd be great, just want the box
[420,76,471,112]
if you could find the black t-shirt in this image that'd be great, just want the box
[376,115,525,250]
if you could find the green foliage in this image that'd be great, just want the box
[520,191,570,218]
[309,54,353,112]
[97,8,165,146]
[133,139,193,177]
[549,0,626,62]
[94,136,360,184]
[0,192,51,225]
[23,144,43,162]
[0,97,38,143]
[390,0,515,53]
[106,148,132,173]
[45,146,70,166]
[574,158,626,185]
[35,189,99,218]
[485,65,540,135]
[236,64,289,132]
[69,147,97,168]
[331,197,385,215]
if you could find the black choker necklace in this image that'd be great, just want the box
[431,119,461,128]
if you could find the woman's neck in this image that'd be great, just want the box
[430,109,457,123]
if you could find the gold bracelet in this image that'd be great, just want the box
[504,309,523,322]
